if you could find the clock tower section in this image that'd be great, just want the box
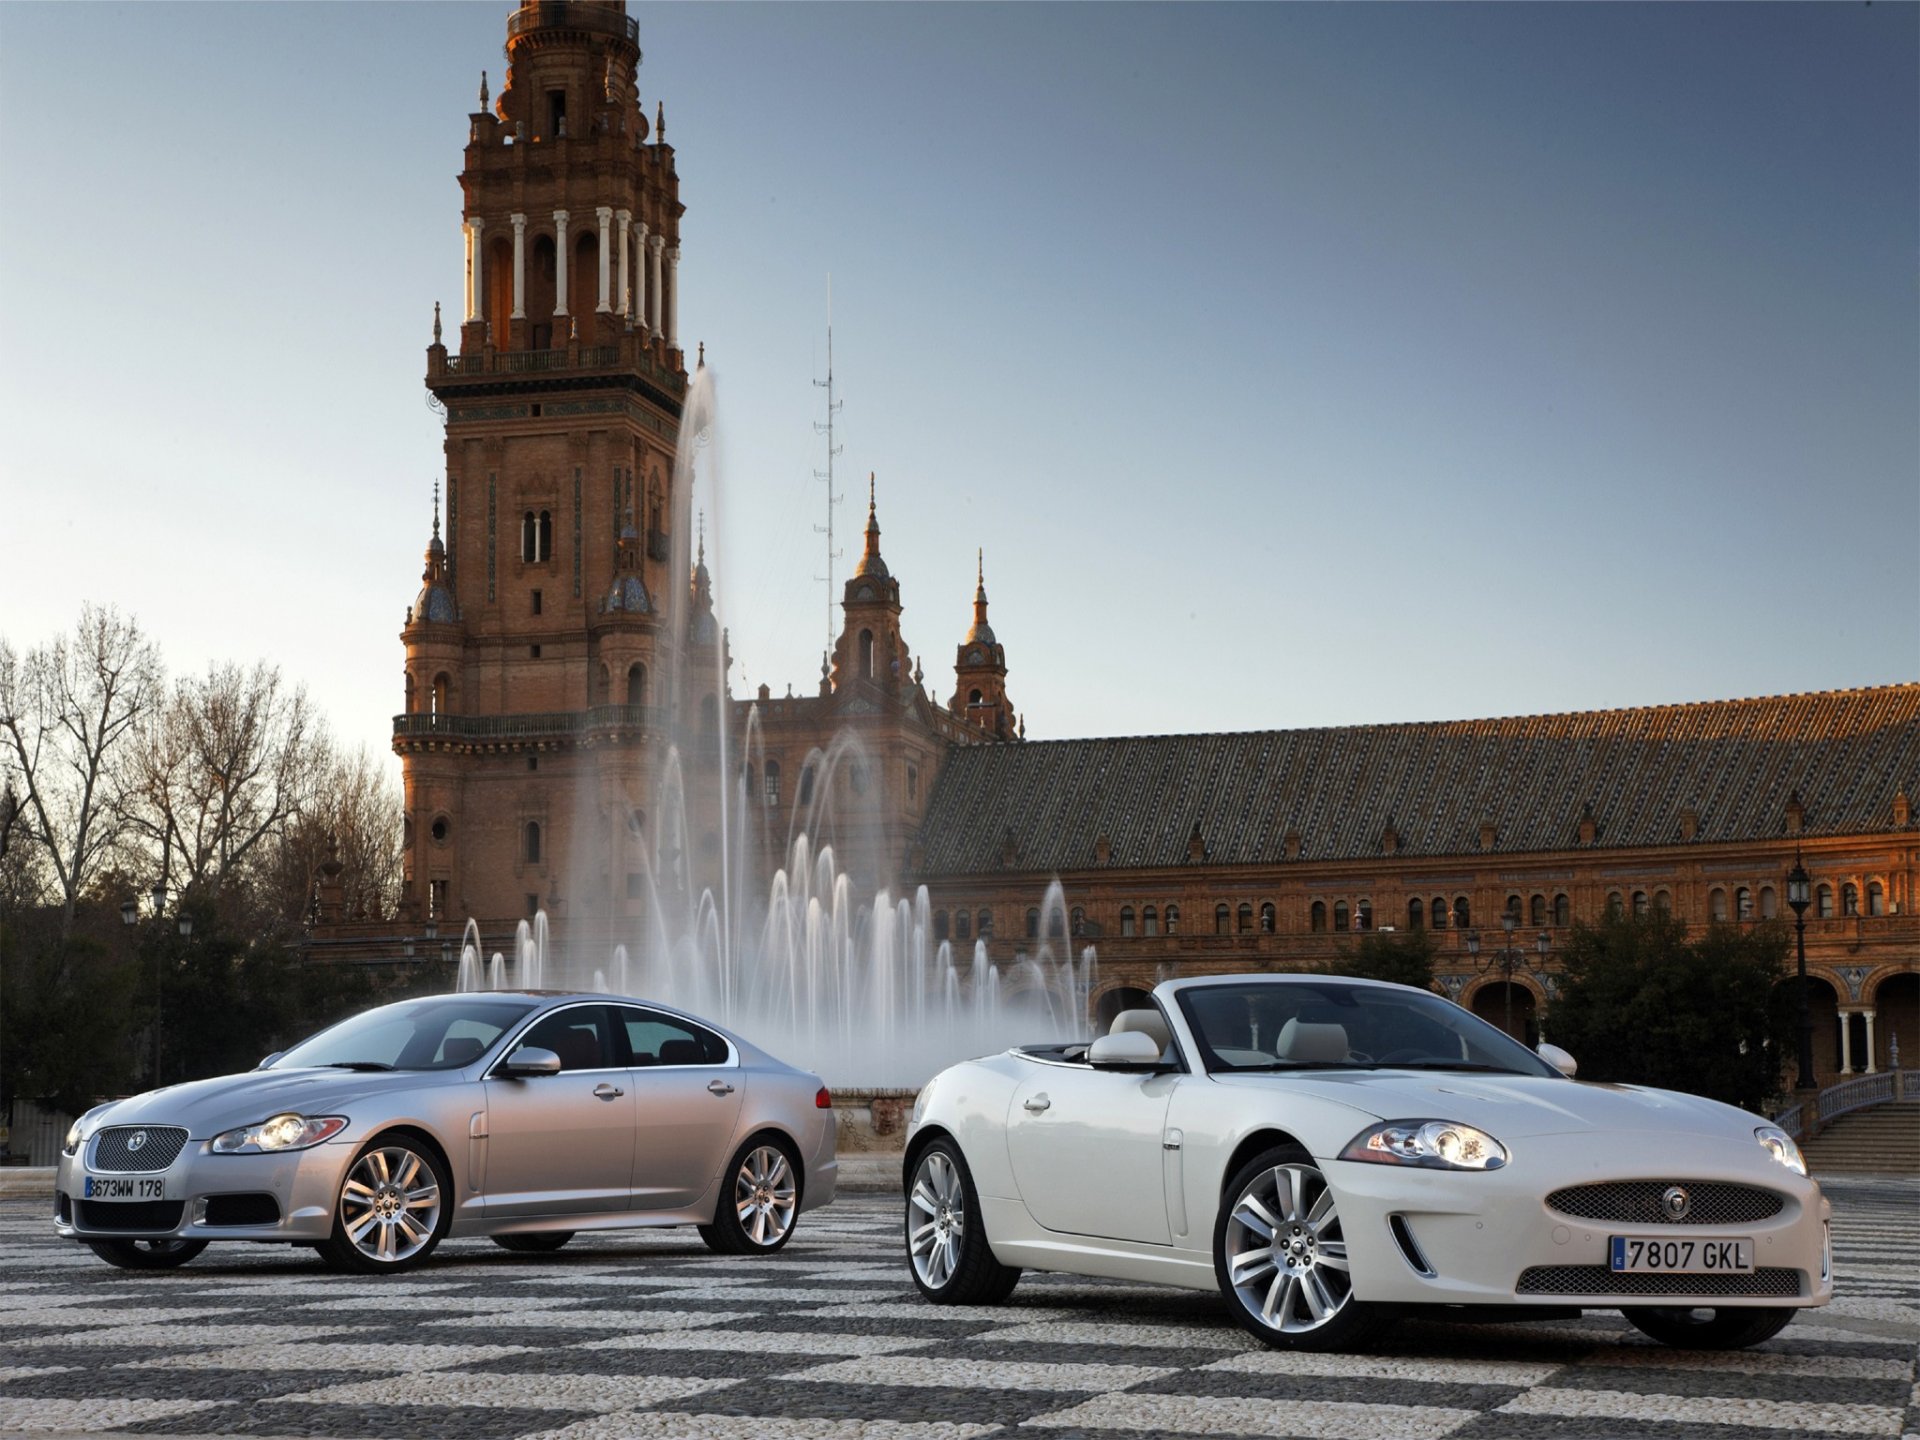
[400,0,691,948]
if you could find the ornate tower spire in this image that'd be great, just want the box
[951,546,1014,739]
[830,474,908,696]
[853,472,888,579]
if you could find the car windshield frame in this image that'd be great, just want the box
[270,997,539,1073]
[1174,980,1557,1078]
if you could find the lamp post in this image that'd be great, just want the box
[1466,912,1551,1042]
[1787,853,1816,1091]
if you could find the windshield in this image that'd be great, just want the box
[272,997,537,1072]
[1176,981,1555,1077]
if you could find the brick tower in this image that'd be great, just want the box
[399,0,698,947]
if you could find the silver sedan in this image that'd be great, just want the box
[54,991,838,1273]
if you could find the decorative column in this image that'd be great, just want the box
[648,234,664,338]
[615,210,631,315]
[510,214,527,319]
[595,206,613,313]
[665,246,680,348]
[1838,1012,1854,1074]
[464,217,484,322]
[553,210,570,317]
[1864,1011,1877,1073]
[634,223,649,330]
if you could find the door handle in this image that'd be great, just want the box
[593,1083,624,1100]
[707,1080,735,1096]
[1024,1094,1051,1113]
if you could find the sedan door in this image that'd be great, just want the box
[483,1004,636,1218]
[614,1005,743,1209]
[1006,1064,1179,1244]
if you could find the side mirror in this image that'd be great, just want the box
[499,1046,562,1078]
[1537,1042,1577,1078]
[256,1051,283,1071]
[1088,1031,1165,1069]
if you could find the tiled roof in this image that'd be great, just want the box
[911,685,1920,875]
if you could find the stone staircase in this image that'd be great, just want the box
[1803,1100,1920,1174]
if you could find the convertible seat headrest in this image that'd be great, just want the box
[1276,1018,1349,1063]
[1110,1008,1171,1051]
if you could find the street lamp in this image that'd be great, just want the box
[1787,852,1815,1091]
[1466,912,1551,1041]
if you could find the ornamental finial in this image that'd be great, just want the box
[479,70,489,109]
[432,300,442,345]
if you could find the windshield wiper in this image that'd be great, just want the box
[321,1061,395,1071]
[1225,1061,1375,1072]
[1384,1061,1529,1074]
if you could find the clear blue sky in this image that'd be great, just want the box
[2,2,1914,767]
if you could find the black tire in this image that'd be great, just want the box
[904,1137,1020,1305]
[314,1132,452,1275]
[698,1136,802,1256]
[491,1231,574,1254]
[85,1237,208,1271]
[1623,1305,1796,1350]
[1214,1143,1378,1351]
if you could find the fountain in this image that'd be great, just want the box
[451,365,1096,1087]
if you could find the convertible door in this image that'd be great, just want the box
[1006,1067,1178,1244]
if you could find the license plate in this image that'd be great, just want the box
[1610,1235,1754,1273]
[83,1176,166,1201]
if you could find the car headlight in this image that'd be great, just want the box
[63,1105,110,1156]
[911,1076,936,1125]
[210,1114,349,1154]
[1340,1119,1509,1171]
[1754,1125,1807,1176]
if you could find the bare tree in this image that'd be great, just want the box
[129,662,319,898]
[0,608,162,937]
[263,744,405,928]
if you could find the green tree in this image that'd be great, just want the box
[1323,927,1438,991]
[1546,909,1794,1112]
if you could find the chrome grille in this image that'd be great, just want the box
[1517,1265,1800,1298]
[1547,1181,1784,1227]
[90,1126,189,1172]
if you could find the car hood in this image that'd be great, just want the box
[83,1068,464,1139]
[1209,1069,1757,1141]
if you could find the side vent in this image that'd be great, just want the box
[1389,1213,1436,1278]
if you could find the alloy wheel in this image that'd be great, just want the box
[339,1145,442,1265]
[734,1144,797,1247]
[1223,1162,1353,1333]
[908,1148,966,1289]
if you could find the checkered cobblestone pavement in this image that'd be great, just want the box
[0,1179,1913,1440]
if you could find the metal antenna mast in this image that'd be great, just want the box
[812,278,844,652]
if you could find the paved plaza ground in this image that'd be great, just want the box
[0,1181,1913,1440]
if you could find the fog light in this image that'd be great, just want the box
[191,1197,210,1227]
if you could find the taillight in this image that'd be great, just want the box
[815,1086,832,1109]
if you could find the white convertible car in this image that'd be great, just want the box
[903,974,1830,1351]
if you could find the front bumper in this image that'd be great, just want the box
[54,1137,357,1244]
[1323,1128,1831,1309]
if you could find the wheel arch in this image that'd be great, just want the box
[1219,1126,1310,1196]
[357,1121,456,1184]
[903,1122,959,1192]
[714,1124,806,1219]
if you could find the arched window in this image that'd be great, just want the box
[525,821,541,863]
[571,232,597,322]
[626,663,646,707]
[1310,900,1327,932]
[1143,905,1160,936]
[1164,904,1180,935]
[1759,885,1777,919]
[1553,893,1570,926]
[1026,907,1040,939]
[1868,881,1885,916]
[1453,896,1471,928]
[797,763,816,807]
[955,909,971,941]
[431,672,450,715]
[1214,903,1231,935]
[1606,891,1624,915]
[933,910,949,942]
[1841,883,1859,917]
[1260,901,1276,933]
[1356,898,1372,931]
[1505,894,1523,923]
[626,807,646,838]
[538,510,552,561]
[1654,888,1671,913]
[1529,894,1546,926]
[522,511,537,562]
[405,673,417,713]
[968,688,984,707]
[1633,890,1649,917]
[1432,895,1449,929]
[1736,887,1753,921]
[977,908,992,937]
[856,629,874,681]
[1119,906,1135,937]
[1070,907,1086,937]
[763,760,781,805]
[1333,900,1350,932]
[1408,897,1424,929]
[1237,903,1253,933]
[1047,909,1066,940]
[1816,884,1833,918]
[1709,887,1727,922]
